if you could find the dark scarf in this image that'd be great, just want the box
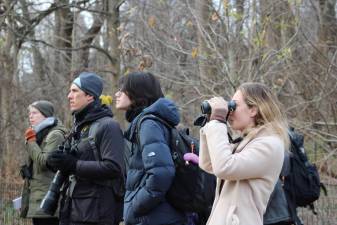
[72,100,113,140]
[125,107,145,123]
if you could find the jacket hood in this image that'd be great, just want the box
[142,98,180,126]
[125,98,180,141]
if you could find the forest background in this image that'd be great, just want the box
[0,0,336,190]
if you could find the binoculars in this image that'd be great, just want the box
[200,99,236,115]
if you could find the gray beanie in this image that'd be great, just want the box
[73,72,103,99]
[30,100,54,117]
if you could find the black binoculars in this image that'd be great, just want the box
[200,99,236,115]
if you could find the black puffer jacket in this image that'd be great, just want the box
[59,101,125,225]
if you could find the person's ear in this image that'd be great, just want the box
[249,106,258,118]
[85,94,94,102]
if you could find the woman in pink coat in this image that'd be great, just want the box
[199,82,289,225]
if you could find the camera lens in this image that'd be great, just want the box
[40,170,67,215]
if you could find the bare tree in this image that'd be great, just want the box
[0,0,336,183]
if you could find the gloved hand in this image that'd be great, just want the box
[47,151,77,174]
[25,128,36,142]
[208,97,228,122]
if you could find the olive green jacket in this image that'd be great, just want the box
[25,121,67,218]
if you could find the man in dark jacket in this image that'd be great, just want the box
[47,72,125,225]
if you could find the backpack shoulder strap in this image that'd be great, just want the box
[85,117,125,190]
[136,114,172,129]
[135,114,173,145]
[88,116,112,161]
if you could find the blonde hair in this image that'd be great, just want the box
[238,82,289,148]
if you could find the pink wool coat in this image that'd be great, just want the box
[199,120,284,225]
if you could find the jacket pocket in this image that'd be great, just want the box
[226,205,239,225]
[71,184,100,223]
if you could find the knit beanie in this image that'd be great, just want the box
[30,100,54,117]
[73,72,103,99]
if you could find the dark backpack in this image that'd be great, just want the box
[88,117,126,202]
[136,114,216,217]
[283,129,327,215]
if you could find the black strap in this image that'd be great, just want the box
[321,182,328,196]
[84,117,116,187]
[88,121,101,161]
[135,114,172,146]
[87,117,111,161]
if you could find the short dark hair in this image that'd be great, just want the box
[118,72,164,108]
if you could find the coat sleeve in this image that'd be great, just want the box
[76,120,125,179]
[26,129,65,170]
[132,119,175,215]
[199,121,230,174]
[201,120,284,180]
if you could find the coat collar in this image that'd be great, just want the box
[234,124,275,153]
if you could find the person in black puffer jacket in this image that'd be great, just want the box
[115,72,186,225]
[47,72,125,225]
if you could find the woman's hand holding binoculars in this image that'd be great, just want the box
[207,97,229,122]
[194,97,236,127]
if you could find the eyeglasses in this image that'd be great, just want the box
[115,88,126,96]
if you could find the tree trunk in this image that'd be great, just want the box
[0,0,20,179]
[54,0,74,123]
[107,0,125,127]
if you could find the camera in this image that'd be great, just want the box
[201,99,236,115]
[40,145,70,215]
